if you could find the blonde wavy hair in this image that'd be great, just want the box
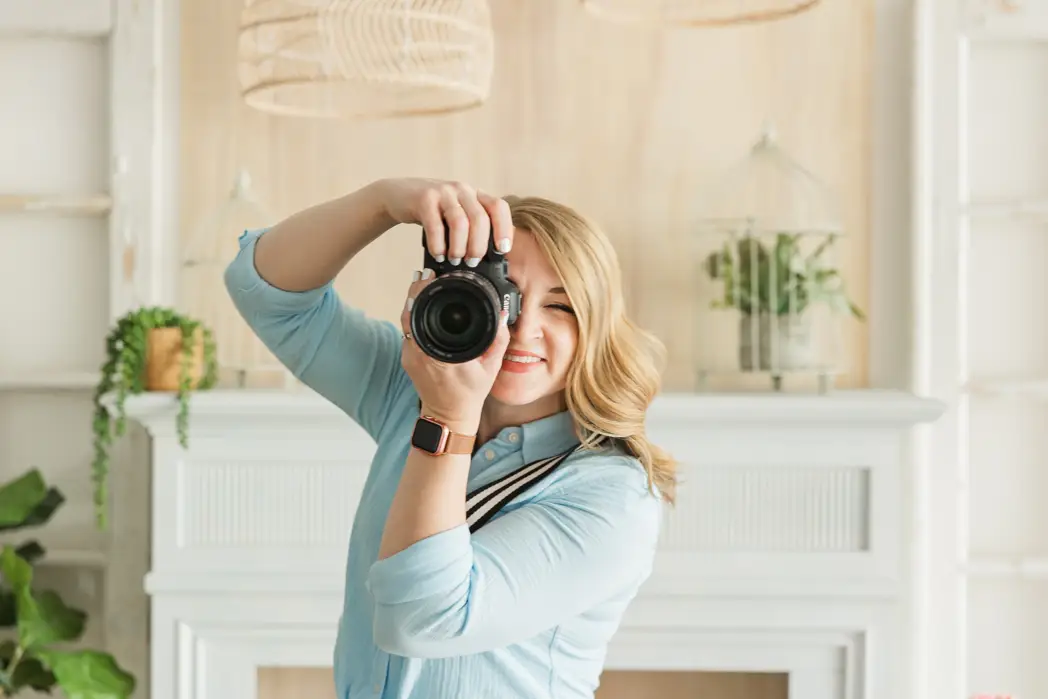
[504,195,678,505]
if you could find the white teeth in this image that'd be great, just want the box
[505,355,542,364]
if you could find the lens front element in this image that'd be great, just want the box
[410,271,500,363]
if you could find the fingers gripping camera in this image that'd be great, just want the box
[409,229,522,363]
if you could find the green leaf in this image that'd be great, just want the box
[1,545,33,591]
[0,471,48,528]
[702,231,865,320]
[18,588,87,647]
[11,655,56,693]
[0,488,66,532]
[0,639,51,694]
[14,540,46,566]
[0,590,15,627]
[34,649,135,699]
[0,641,11,692]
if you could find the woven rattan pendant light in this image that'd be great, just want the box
[238,0,495,119]
[581,0,821,26]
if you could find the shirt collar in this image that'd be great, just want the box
[514,410,580,464]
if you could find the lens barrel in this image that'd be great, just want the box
[409,270,502,363]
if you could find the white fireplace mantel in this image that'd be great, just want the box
[120,387,943,699]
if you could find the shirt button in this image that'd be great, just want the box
[485,449,496,460]
[508,432,519,443]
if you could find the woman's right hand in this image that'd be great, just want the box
[377,178,514,267]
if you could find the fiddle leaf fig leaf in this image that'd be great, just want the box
[34,649,135,699]
[17,588,86,648]
[1,545,32,591]
[14,540,46,566]
[10,654,56,693]
[0,470,48,528]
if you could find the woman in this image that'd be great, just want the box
[224,177,677,699]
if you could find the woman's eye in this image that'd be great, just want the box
[547,303,575,315]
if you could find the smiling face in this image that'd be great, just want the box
[488,229,579,414]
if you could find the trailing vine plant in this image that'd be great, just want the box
[90,307,217,529]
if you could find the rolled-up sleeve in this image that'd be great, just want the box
[224,228,413,440]
[366,459,663,658]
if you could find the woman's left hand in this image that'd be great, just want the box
[400,270,510,434]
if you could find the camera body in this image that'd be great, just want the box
[409,229,522,364]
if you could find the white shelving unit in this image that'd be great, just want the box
[0,371,100,391]
[915,1,1048,698]
[0,194,113,216]
[0,1,177,697]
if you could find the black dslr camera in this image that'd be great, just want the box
[409,228,522,364]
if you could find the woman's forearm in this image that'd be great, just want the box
[377,415,479,560]
[377,450,470,560]
[253,179,397,292]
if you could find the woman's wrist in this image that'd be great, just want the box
[420,405,480,436]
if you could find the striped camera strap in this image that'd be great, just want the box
[465,445,580,533]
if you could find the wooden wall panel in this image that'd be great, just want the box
[180,0,872,390]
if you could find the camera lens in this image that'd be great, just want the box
[439,302,471,336]
[410,271,501,364]
[424,292,486,350]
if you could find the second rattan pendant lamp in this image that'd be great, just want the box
[581,0,821,26]
[238,0,496,119]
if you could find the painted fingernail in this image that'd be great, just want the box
[465,257,481,267]
[412,270,421,282]
[500,309,508,325]
[498,238,512,254]
[449,257,462,266]
[421,268,435,280]
[405,297,414,312]
[434,254,445,263]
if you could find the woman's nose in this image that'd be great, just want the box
[510,306,542,340]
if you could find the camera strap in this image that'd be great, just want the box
[465,444,581,533]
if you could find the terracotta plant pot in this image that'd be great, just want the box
[145,327,204,391]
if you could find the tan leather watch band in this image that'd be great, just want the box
[443,431,476,455]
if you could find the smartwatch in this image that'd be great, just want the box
[411,415,476,456]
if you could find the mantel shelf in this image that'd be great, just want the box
[0,194,112,216]
[108,387,945,436]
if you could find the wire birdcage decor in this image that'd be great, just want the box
[238,0,496,119]
[692,124,865,393]
[580,0,822,26]
[181,169,295,389]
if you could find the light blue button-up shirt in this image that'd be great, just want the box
[224,228,665,699]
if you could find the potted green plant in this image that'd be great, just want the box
[0,468,135,698]
[702,233,864,373]
[91,307,218,529]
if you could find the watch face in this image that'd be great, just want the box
[411,418,446,453]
